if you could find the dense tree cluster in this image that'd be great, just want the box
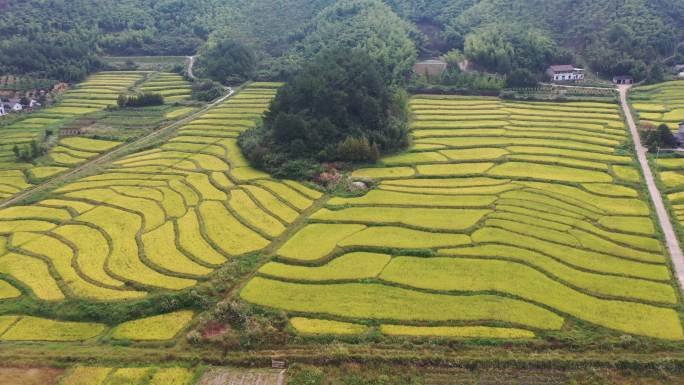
[191,80,225,102]
[195,39,256,84]
[12,140,45,163]
[1,0,681,83]
[239,48,410,179]
[269,0,421,84]
[0,0,218,82]
[390,0,684,80]
[642,124,680,152]
[463,26,573,75]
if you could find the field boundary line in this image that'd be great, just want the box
[619,84,684,289]
[0,83,235,209]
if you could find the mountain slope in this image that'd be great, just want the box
[0,0,681,82]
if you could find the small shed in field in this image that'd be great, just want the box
[59,127,85,137]
[414,59,448,78]
[613,76,634,85]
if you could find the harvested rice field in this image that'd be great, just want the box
[241,95,684,341]
[139,72,192,103]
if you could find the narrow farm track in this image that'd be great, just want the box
[187,55,196,80]
[0,85,235,209]
[620,84,684,289]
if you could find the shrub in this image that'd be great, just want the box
[287,366,325,385]
[117,92,164,107]
[12,140,45,162]
[336,136,380,162]
[191,80,224,101]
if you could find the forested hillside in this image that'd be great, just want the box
[0,0,682,82]
[389,0,684,78]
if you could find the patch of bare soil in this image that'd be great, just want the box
[0,367,65,385]
[198,368,282,385]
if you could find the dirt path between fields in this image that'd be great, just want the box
[619,84,684,289]
[187,55,196,80]
[0,82,235,209]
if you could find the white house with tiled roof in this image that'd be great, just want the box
[547,65,585,82]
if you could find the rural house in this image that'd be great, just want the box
[613,76,634,85]
[547,65,585,82]
[9,98,22,112]
[414,59,448,78]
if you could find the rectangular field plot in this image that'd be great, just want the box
[241,95,684,341]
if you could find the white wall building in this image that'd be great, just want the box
[547,65,585,82]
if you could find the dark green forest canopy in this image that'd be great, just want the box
[239,48,410,179]
[391,0,684,77]
[0,0,682,82]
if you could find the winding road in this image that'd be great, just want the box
[619,85,684,288]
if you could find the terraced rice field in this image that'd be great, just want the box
[56,366,280,385]
[632,81,684,245]
[631,80,684,131]
[1,84,680,348]
[0,311,192,342]
[59,366,197,385]
[0,72,147,200]
[139,72,192,103]
[241,95,684,340]
[654,155,684,242]
[48,137,121,166]
[0,84,323,309]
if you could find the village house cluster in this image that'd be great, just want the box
[0,97,42,116]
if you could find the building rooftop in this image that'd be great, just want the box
[417,59,447,65]
[549,65,577,72]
